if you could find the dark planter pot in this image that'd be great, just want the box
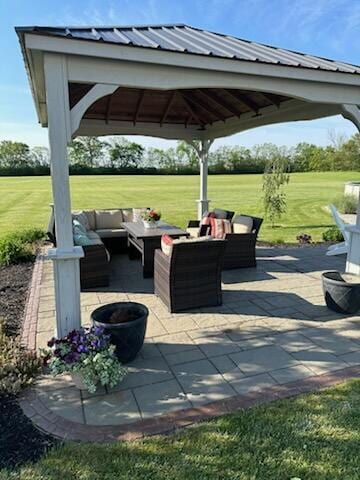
[322,271,360,314]
[91,302,148,363]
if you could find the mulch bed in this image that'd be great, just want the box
[0,261,57,471]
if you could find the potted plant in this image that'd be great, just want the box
[141,209,161,229]
[322,271,360,314]
[42,326,127,393]
[91,302,148,363]
[296,233,312,245]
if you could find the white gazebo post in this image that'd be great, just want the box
[44,53,84,337]
[342,104,360,275]
[190,139,213,219]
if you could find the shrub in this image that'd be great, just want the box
[322,227,344,242]
[334,194,358,214]
[0,228,45,266]
[0,319,41,394]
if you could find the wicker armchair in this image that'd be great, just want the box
[154,240,226,313]
[186,214,263,270]
[223,215,263,269]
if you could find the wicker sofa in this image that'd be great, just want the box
[154,239,226,313]
[186,209,263,270]
[47,207,142,289]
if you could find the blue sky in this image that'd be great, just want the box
[1,0,359,150]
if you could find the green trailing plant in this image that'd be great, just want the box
[262,155,290,227]
[322,227,344,242]
[0,228,45,266]
[0,319,41,394]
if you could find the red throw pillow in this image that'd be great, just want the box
[161,234,174,256]
[210,218,232,239]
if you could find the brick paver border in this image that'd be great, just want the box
[21,252,45,351]
[19,365,360,443]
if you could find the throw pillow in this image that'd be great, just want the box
[161,234,174,256]
[72,211,90,231]
[133,208,148,222]
[73,232,93,246]
[122,208,134,222]
[232,215,253,234]
[73,220,87,236]
[95,210,123,229]
[210,218,232,239]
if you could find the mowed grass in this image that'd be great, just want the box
[0,171,358,242]
[1,380,360,480]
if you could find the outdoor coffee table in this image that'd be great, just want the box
[122,221,189,278]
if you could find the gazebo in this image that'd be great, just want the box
[16,24,360,338]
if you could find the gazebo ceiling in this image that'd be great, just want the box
[69,83,291,129]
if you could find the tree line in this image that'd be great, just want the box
[0,134,359,176]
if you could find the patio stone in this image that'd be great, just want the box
[300,328,360,355]
[269,331,316,352]
[339,350,360,366]
[269,365,314,384]
[172,359,235,406]
[291,349,348,375]
[156,332,194,355]
[133,379,191,418]
[83,390,141,425]
[209,355,245,383]
[230,345,297,376]
[192,332,241,358]
[229,373,278,395]
[164,347,206,366]
[161,315,198,334]
[109,357,174,392]
[38,387,84,423]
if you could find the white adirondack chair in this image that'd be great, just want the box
[326,204,352,256]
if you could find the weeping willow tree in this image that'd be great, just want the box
[262,155,290,227]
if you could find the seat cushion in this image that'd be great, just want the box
[122,208,134,222]
[87,230,103,244]
[95,228,128,238]
[161,234,213,256]
[84,210,96,230]
[232,215,253,234]
[95,210,123,229]
[186,227,200,238]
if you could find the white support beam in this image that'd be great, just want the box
[190,139,213,218]
[70,83,118,136]
[342,104,360,276]
[44,53,83,338]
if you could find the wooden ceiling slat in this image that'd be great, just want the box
[225,89,259,113]
[160,91,176,126]
[260,92,281,107]
[133,89,145,125]
[197,89,241,118]
[181,90,226,122]
[178,92,207,126]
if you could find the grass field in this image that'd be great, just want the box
[1,379,359,479]
[0,171,358,243]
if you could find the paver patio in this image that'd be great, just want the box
[27,245,360,434]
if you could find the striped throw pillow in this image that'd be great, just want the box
[210,218,232,239]
[161,234,174,256]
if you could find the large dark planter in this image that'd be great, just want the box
[322,271,360,314]
[91,302,148,363]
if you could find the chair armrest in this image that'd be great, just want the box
[81,244,109,263]
[154,248,171,271]
[187,220,200,228]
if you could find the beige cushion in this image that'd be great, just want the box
[232,215,253,234]
[133,208,148,222]
[84,210,96,230]
[186,227,200,238]
[95,228,128,238]
[122,208,134,222]
[72,211,90,231]
[95,210,123,229]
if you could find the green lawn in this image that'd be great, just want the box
[2,379,360,480]
[0,172,358,243]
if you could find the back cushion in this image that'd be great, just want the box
[84,210,96,230]
[95,210,123,230]
[122,208,133,222]
[210,218,232,239]
[213,208,234,220]
[232,215,253,234]
[72,211,90,231]
[133,208,148,222]
[161,234,174,256]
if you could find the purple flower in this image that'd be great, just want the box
[47,338,55,348]
[77,344,88,353]
[64,352,79,364]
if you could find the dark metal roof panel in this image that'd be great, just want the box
[15,24,360,74]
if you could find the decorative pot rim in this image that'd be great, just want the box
[322,271,360,287]
[91,301,149,329]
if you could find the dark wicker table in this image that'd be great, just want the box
[122,221,189,277]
